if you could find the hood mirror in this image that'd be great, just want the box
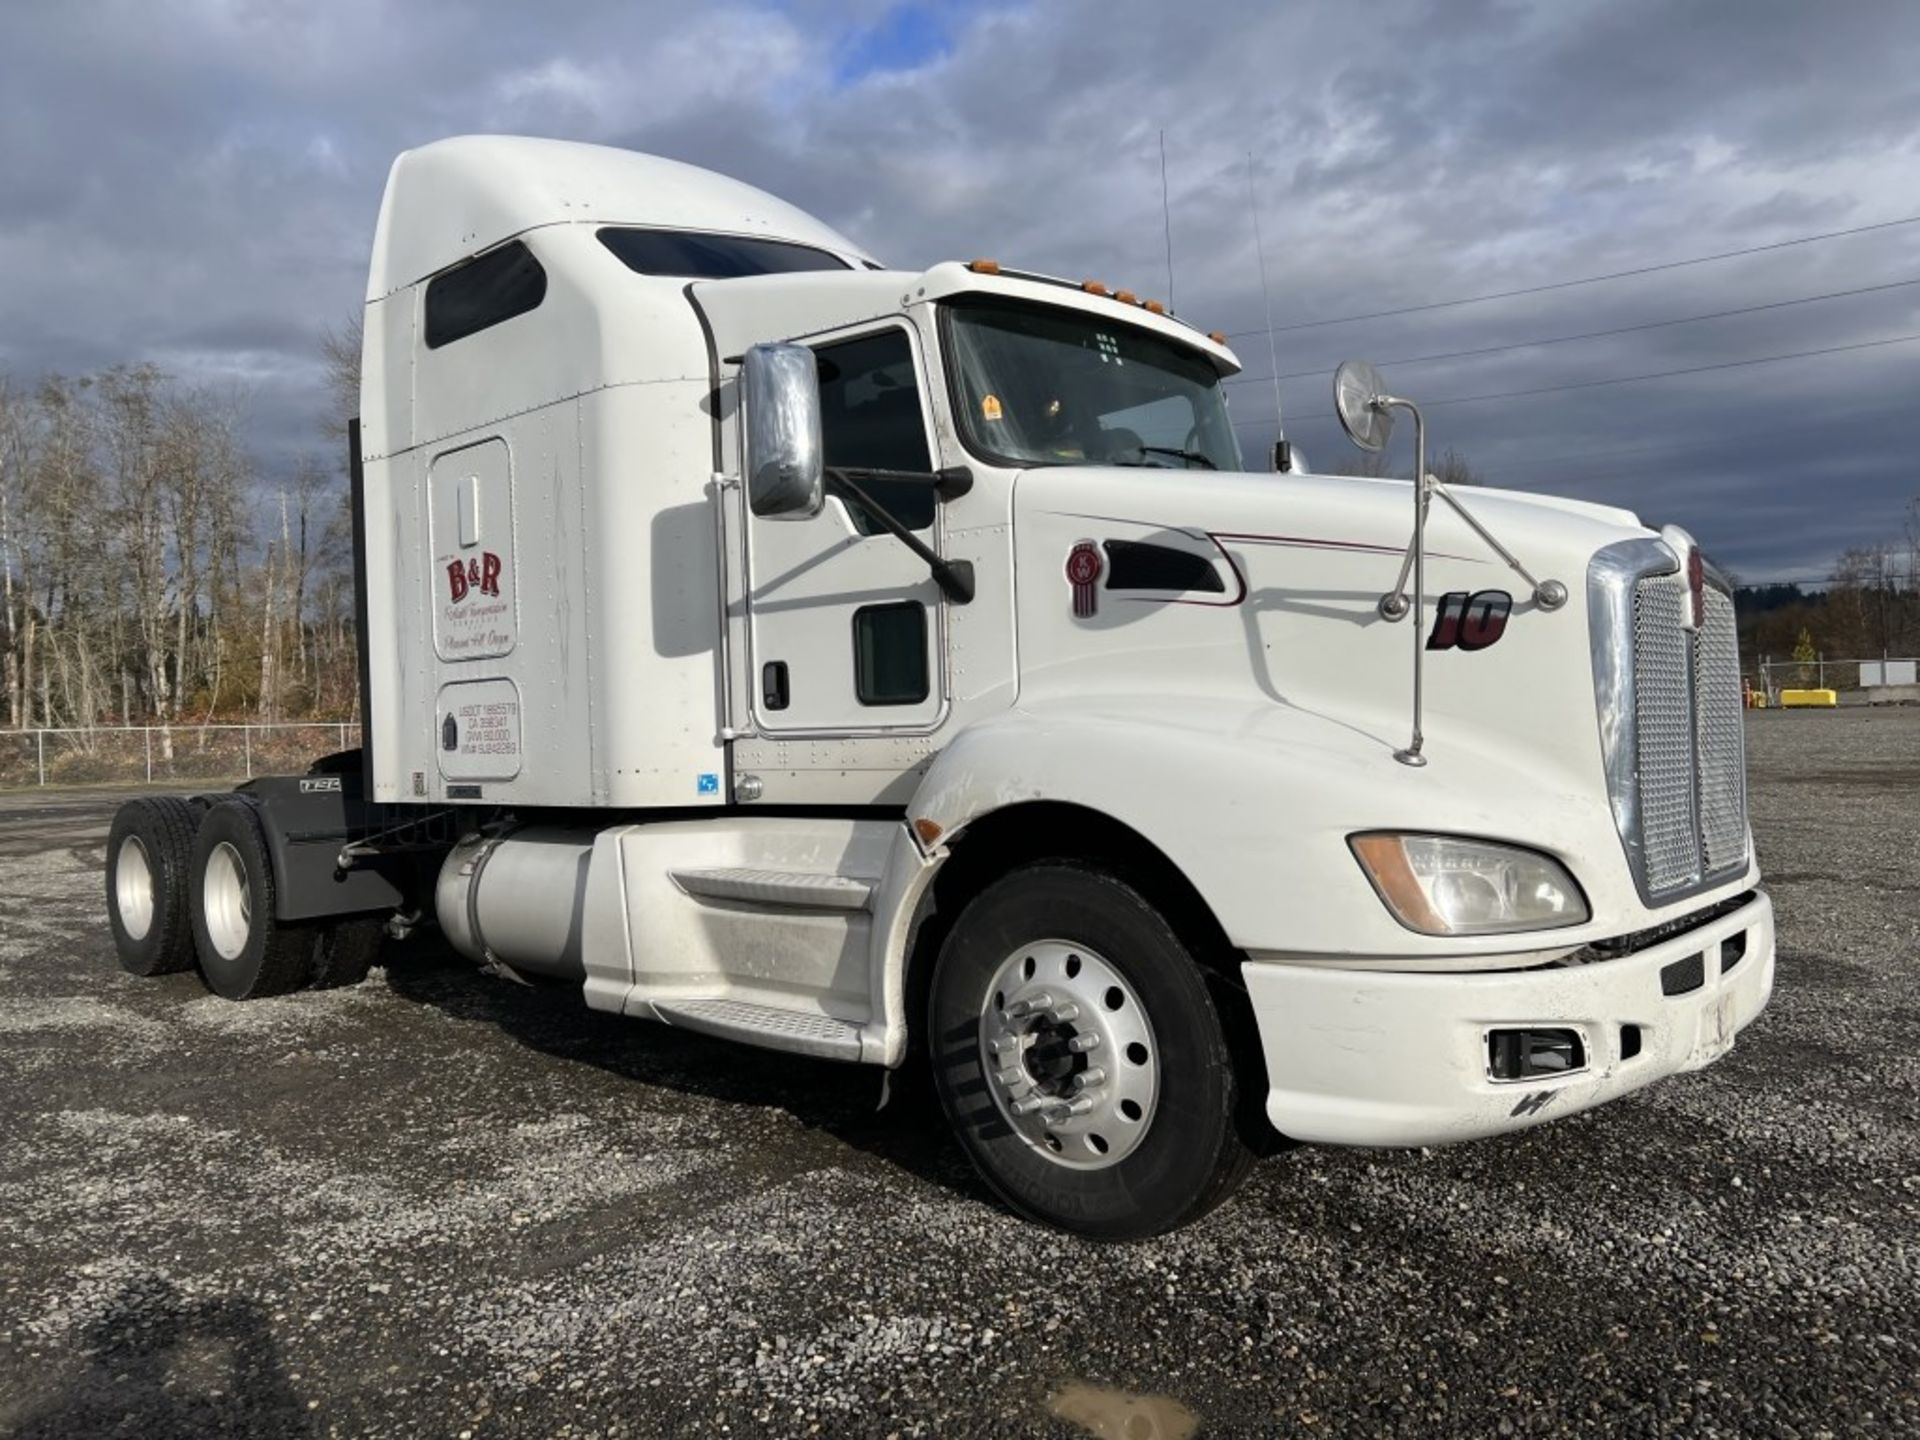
[1333,360,1394,453]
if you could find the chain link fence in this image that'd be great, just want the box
[1754,657,1920,704]
[0,723,361,789]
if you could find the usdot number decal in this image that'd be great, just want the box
[1426,590,1512,652]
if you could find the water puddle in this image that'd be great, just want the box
[1050,1380,1200,1440]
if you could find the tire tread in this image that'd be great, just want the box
[190,798,315,999]
[106,796,203,976]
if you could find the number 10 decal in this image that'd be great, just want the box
[1427,590,1512,651]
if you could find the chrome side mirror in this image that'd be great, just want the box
[742,343,824,519]
[1333,359,1394,453]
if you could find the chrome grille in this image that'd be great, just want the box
[1694,587,1748,872]
[1589,538,1751,905]
[1633,574,1701,893]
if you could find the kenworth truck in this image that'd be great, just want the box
[103,137,1773,1238]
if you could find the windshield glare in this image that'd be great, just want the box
[944,300,1243,471]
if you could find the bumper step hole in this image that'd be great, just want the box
[1488,1028,1586,1082]
[1720,931,1748,974]
[1661,952,1706,996]
[1620,1024,1643,1060]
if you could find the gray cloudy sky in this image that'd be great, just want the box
[3,0,1917,582]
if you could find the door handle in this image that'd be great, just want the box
[762,661,790,711]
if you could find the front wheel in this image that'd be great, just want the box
[927,862,1256,1239]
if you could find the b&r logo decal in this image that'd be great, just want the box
[1066,540,1103,618]
[1427,589,1512,651]
[446,551,503,603]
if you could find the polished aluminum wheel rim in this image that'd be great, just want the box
[978,939,1160,1170]
[202,841,251,961]
[116,835,155,942]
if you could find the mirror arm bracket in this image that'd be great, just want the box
[829,465,974,501]
[825,468,975,605]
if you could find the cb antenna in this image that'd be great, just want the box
[1245,151,1285,438]
[1159,128,1175,312]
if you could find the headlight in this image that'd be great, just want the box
[1349,833,1589,936]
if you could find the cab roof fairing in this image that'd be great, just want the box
[365,134,879,301]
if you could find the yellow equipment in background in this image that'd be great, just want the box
[1778,689,1838,708]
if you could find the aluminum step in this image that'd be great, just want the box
[650,997,865,1061]
[669,866,874,912]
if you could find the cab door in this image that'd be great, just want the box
[744,324,947,733]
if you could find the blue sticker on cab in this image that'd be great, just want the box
[697,773,720,795]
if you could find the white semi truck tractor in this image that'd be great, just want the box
[103,137,1773,1238]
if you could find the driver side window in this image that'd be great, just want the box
[815,330,935,533]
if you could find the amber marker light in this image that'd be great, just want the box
[967,259,1002,274]
[1208,331,1227,344]
[1143,300,1166,315]
[1081,280,1109,295]
[1114,289,1137,304]
[1348,834,1447,934]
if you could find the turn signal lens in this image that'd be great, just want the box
[967,259,1001,274]
[1349,833,1588,936]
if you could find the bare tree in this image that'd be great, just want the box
[1430,447,1484,487]
[318,313,362,453]
[1331,445,1484,486]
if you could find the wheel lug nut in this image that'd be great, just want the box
[1071,1067,1106,1092]
[1067,1033,1101,1053]
[1052,1003,1081,1022]
[987,1035,1017,1055]
[1011,1095,1050,1116]
[995,1068,1023,1088]
[1043,1096,1095,1126]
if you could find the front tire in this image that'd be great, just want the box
[188,800,314,1000]
[105,797,202,976]
[927,862,1255,1239]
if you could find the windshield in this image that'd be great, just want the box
[943,299,1243,470]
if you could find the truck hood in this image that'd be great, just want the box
[974,463,1744,942]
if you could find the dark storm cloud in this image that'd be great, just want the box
[2,0,1916,580]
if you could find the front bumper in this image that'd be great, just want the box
[1242,890,1774,1147]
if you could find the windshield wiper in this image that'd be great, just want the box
[1118,445,1217,470]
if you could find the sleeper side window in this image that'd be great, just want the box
[425,241,547,349]
[814,330,936,533]
[597,227,849,278]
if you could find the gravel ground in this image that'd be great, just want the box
[0,712,1916,1439]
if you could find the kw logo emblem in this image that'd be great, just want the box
[1509,1089,1559,1119]
[446,551,502,602]
[1066,540,1103,618]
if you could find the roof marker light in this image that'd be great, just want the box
[967,259,1001,274]
[1208,331,1227,344]
[1081,280,1109,295]
[1143,300,1166,315]
[1114,290,1137,305]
